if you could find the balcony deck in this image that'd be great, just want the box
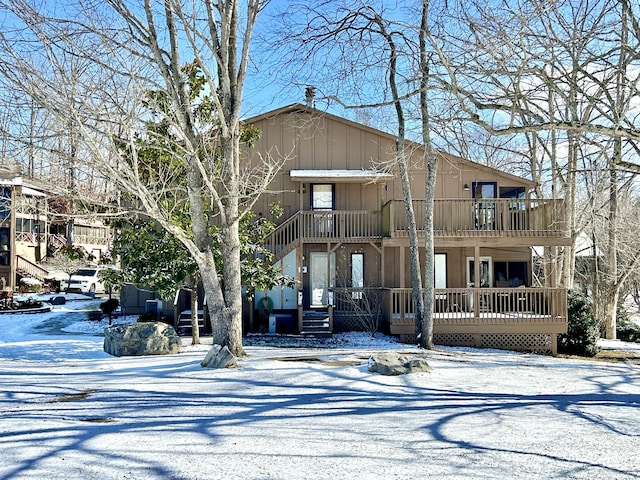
[386,287,568,354]
[266,198,568,257]
[383,198,568,246]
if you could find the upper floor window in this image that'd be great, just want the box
[311,184,334,210]
[499,187,525,199]
[472,182,497,199]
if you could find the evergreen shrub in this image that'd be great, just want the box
[100,298,120,316]
[558,290,599,357]
[617,317,640,343]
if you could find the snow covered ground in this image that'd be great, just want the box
[0,296,639,480]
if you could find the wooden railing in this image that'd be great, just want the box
[333,287,384,315]
[265,210,382,257]
[16,255,49,282]
[264,212,301,259]
[73,234,110,246]
[383,198,567,237]
[387,287,568,323]
[265,198,566,256]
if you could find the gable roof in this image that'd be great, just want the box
[244,103,536,188]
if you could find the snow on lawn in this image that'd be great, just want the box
[0,298,639,479]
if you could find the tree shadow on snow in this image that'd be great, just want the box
[0,352,638,479]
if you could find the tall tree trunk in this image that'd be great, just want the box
[419,0,435,349]
[190,282,201,345]
[603,136,621,339]
[562,131,578,289]
[374,9,425,343]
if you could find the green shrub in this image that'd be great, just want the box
[17,298,42,309]
[617,317,640,343]
[99,298,120,316]
[87,310,103,321]
[138,311,158,322]
[558,290,599,357]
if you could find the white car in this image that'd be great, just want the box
[66,267,106,294]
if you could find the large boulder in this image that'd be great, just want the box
[104,322,181,357]
[368,352,431,376]
[201,344,237,369]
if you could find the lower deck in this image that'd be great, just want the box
[386,287,567,354]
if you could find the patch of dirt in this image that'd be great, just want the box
[48,388,97,403]
[559,350,640,365]
[79,417,116,423]
[268,354,369,367]
[594,350,640,364]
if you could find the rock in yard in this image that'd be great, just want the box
[104,322,181,357]
[49,296,66,305]
[201,344,237,369]
[368,352,431,376]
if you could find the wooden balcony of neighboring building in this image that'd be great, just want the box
[386,287,568,354]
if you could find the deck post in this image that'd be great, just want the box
[473,245,480,318]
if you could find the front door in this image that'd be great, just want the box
[311,184,334,235]
[467,256,492,311]
[466,257,492,288]
[310,252,335,307]
[473,182,497,230]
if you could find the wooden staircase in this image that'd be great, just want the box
[16,255,49,283]
[46,234,67,257]
[175,310,205,336]
[264,212,301,262]
[301,309,331,335]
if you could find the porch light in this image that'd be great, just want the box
[463,184,469,191]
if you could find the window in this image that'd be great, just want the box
[16,218,44,235]
[435,253,447,288]
[311,184,335,235]
[494,261,527,287]
[472,182,497,230]
[0,188,10,221]
[351,253,364,299]
[0,228,9,266]
[311,184,334,210]
[472,182,497,199]
[499,187,525,199]
[467,257,493,288]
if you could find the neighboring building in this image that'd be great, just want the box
[48,217,111,262]
[0,175,48,290]
[0,172,113,291]
[245,104,570,354]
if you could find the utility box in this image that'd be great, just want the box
[145,299,163,316]
[268,314,295,334]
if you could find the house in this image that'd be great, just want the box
[47,216,112,262]
[0,170,115,291]
[0,174,48,290]
[244,104,570,354]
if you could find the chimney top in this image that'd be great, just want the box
[305,86,316,108]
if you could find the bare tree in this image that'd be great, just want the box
[444,0,640,337]
[274,1,443,347]
[0,0,280,356]
[277,0,640,343]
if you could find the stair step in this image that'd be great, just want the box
[176,310,205,335]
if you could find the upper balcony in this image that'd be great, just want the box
[265,198,568,258]
[382,198,568,245]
